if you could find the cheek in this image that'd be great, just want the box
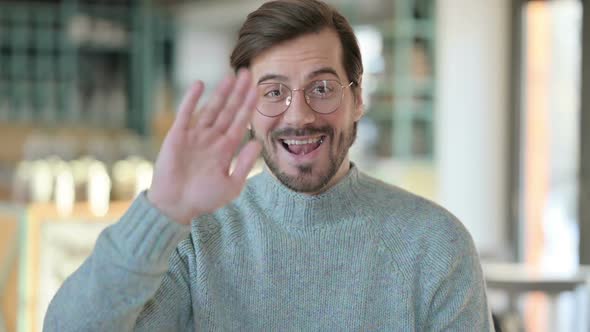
[323,113,351,132]
[251,115,276,140]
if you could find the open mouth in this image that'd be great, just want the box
[279,136,326,155]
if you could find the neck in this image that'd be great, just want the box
[250,162,363,230]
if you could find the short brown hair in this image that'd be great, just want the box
[230,0,363,89]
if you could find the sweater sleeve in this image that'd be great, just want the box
[421,217,495,332]
[43,192,192,332]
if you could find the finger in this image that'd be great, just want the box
[227,87,258,142]
[196,75,235,129]
[174,81,204,131]
[213,69,252,133]
[231,140,262,183]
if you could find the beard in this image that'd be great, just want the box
[250,121,357,193]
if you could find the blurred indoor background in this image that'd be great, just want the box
[0,0,588,331]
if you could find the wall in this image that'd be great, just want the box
[435,0,510,257]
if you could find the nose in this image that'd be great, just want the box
[282,90,316,126]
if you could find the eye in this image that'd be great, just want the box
[308,81,336,98]
[264,89,282,98]
[313,86,328,94]
[259,83,286,101]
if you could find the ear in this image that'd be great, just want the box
[352,86,364,122]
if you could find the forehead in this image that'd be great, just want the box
[250,28,346,83]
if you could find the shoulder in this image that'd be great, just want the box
[358,171,461,232]
[358,172,476,269]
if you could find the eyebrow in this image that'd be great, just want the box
[257,74,289,84]
[306,67,340,80]
[256,67,341,85]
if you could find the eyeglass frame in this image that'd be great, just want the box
[255,80,355,118]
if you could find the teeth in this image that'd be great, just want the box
[283,137,323,145]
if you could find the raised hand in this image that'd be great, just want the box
[147,69,262,225]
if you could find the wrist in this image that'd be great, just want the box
[146,190,196,225]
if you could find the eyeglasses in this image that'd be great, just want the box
[256,80,353,117]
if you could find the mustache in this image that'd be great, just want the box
[271,125,334,139]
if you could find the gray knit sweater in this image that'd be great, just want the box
[44,165,494,331]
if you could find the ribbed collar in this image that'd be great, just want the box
[249,163,366,230]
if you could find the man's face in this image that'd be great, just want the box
[249,28,363,194]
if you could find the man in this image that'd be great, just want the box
[45,0,494,330]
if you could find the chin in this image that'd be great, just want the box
[269,157,340,194]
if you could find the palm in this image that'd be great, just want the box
[148,70,261,224]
